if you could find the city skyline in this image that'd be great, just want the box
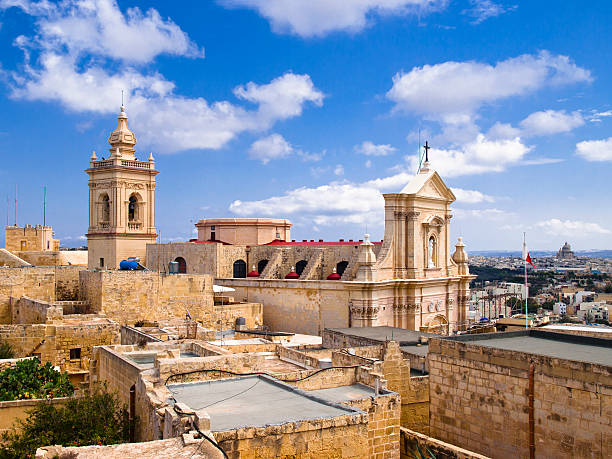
[0,0,611,251]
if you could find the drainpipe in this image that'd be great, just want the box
[129,385,136,442]
[528,362,535,459]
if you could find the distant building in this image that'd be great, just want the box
[553,302,567,315]
[557,241,575,259]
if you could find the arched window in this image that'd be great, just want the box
[257,259,269,273]
[128,194,138,222]
[336,260,349,277]
[101,194,110,222]
[428,236,437,268]
[233,260,247,278]
[296,260,308,276]
[175,257,187,274]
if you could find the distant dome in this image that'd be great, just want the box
[557,241,575,259]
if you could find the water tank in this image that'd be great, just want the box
[168,261,179,274]
[119,259,138,270]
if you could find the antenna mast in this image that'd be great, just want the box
[14,184,17,227]
[43,186,46,226]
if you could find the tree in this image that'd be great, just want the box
[0,341,14,360]
[0,385,132,459]
[0,358,73,401]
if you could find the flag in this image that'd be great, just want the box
[522,238,536,268]
[525,252,535,268]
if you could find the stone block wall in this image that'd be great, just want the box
[79,271,214,325]
[217,279,350,335]
[428,334,612,459]
[11,297,63,324]
[345,392,401,459]
[215,414,370,459]
[0,321,119,372]
[400,427,490,459]
[212,302,262,330]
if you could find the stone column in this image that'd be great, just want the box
[405,211,420,278]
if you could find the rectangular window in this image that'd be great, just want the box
[211,232,216,241]
[100,257,104,268]
[70,348,81,360]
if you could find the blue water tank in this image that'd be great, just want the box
[119,259,139,270]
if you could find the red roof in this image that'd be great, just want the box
[265,239,382,246]
[188,238,232,245]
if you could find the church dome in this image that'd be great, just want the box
[108,105,137,159]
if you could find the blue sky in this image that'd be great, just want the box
[0,0,611,251]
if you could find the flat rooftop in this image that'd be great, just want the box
[167,376,361,431]
[328,326,435,345]
[308,384,379,404]
[447,330,612,367]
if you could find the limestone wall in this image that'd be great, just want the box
[344,392,401,458]
[0,397,70,435]
[11,297,63,324]
[400,427,490,459]
[213,302,262,330]
[91,345,144,409]
[79,271,214,325]
[217,279,350,335]
[0,249,30,268]
[428,335,612,459]
[0,321,120,372]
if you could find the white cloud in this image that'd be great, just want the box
[229,171,492,225]
[1,0,203,63]
[519,110,584,136]
[452,188,494,204]
[220,0,446,38]
[535,219,610,236]
[387,52,591,121]
[354,140,397,156]
[249,133,323,164]
[454,208,512,220]
[576,137,612,162]
[2,0,324,153]
[407,134,532,177]
[249,133,293,164]
[365,160,372,168]
[463,0,516,25]
[8,52,323,152]
[334,165,345,176]
[588,110,612,123]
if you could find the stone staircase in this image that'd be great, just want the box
[300,249,324,280]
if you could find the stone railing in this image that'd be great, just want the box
[121,160,151,169]
[127,222,142,230]
[92,160,113,168]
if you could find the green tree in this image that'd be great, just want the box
[0,386,132,459]
[0,358,73,401]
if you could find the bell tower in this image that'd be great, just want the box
[86,106,158,269]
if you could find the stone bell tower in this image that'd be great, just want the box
[85,106,158,269]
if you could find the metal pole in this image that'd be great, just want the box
[43,186,46,226]
[524,232,528,329]
[14,184,17,226]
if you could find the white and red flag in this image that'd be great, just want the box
[523,239,536,268]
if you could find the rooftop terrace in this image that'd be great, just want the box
[446,329,612,367]
[167,375,363,431]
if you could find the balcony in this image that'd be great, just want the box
[91,159,151,170]
[128,222,142,230]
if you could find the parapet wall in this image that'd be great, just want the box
[428,333,612,459]
[79,271,214,325]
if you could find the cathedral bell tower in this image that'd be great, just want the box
[85,106,158,269]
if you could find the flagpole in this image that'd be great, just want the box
[523,232,528,329]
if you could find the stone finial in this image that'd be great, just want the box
[356,234,377,281]
[90,151,97,161]
[148,152,155,162]
[452,237,469,275]
[108,105,137,160]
